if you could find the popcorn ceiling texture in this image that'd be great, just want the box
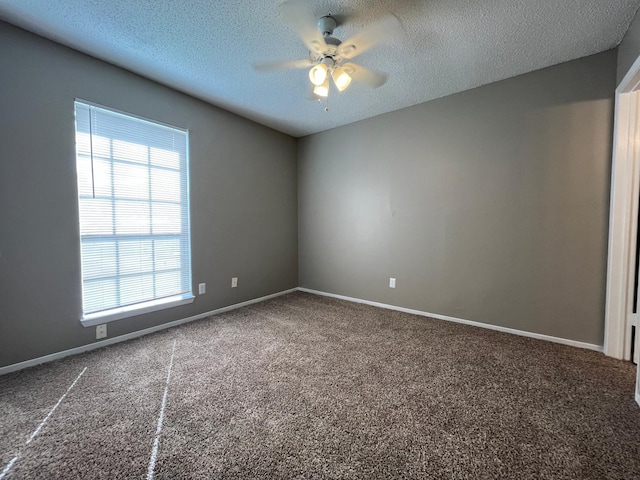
[0,0,638,137]
[1,292,639,479]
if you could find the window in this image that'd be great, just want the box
[74,101,193,325]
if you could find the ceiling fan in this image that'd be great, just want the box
[254,0,403,99]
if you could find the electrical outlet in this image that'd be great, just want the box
[198,283,206,295]
[96,324,107,339]
[231,277,238,288]
[389,277,396,288]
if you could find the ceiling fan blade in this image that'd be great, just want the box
[336,14,403,60]
[280,0,326,55]
[253,58,315,71]
[342,62,387,88]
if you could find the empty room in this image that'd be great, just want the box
[3,0,640,478]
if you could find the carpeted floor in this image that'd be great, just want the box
[1,291,639,479]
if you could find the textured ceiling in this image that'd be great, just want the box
[1,0,639,137]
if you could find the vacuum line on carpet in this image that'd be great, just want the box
[0,366,87,479]
[0,456,18,480]
[26,367,87,444]
[147,339,177,480]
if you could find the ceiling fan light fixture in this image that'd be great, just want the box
[313,76,330,97]
[331,67,352,92]
[309,63,328,86]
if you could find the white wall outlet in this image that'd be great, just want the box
[389,277,396,288]
[198,283,206,295]
[96,324,107,339]
[231,277,238,288]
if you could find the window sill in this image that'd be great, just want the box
[81,293,195,327]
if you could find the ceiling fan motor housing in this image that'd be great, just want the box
[317,16,337,36]
[311,16,342,62]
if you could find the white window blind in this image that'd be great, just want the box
[74,101,192,321]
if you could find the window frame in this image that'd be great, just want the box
[74,100,194,326]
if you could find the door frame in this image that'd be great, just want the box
[605,55,640,360]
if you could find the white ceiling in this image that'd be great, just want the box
[1,1,639,137]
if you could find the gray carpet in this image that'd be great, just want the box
[1,291,639,479]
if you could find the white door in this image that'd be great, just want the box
[637,347,640,406]
[621,93,640,364]
[606,51,640,406]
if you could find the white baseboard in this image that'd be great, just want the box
[297,287,603,352]
[1,286,604,376]
[0,288,297,376]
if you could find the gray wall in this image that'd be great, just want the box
[0,22,298,368]
[618,7,640,84]
[298,51,616,346]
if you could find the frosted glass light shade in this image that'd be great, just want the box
[309,63,328,86]
[313,77,330,97]
[331,67,352,91]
